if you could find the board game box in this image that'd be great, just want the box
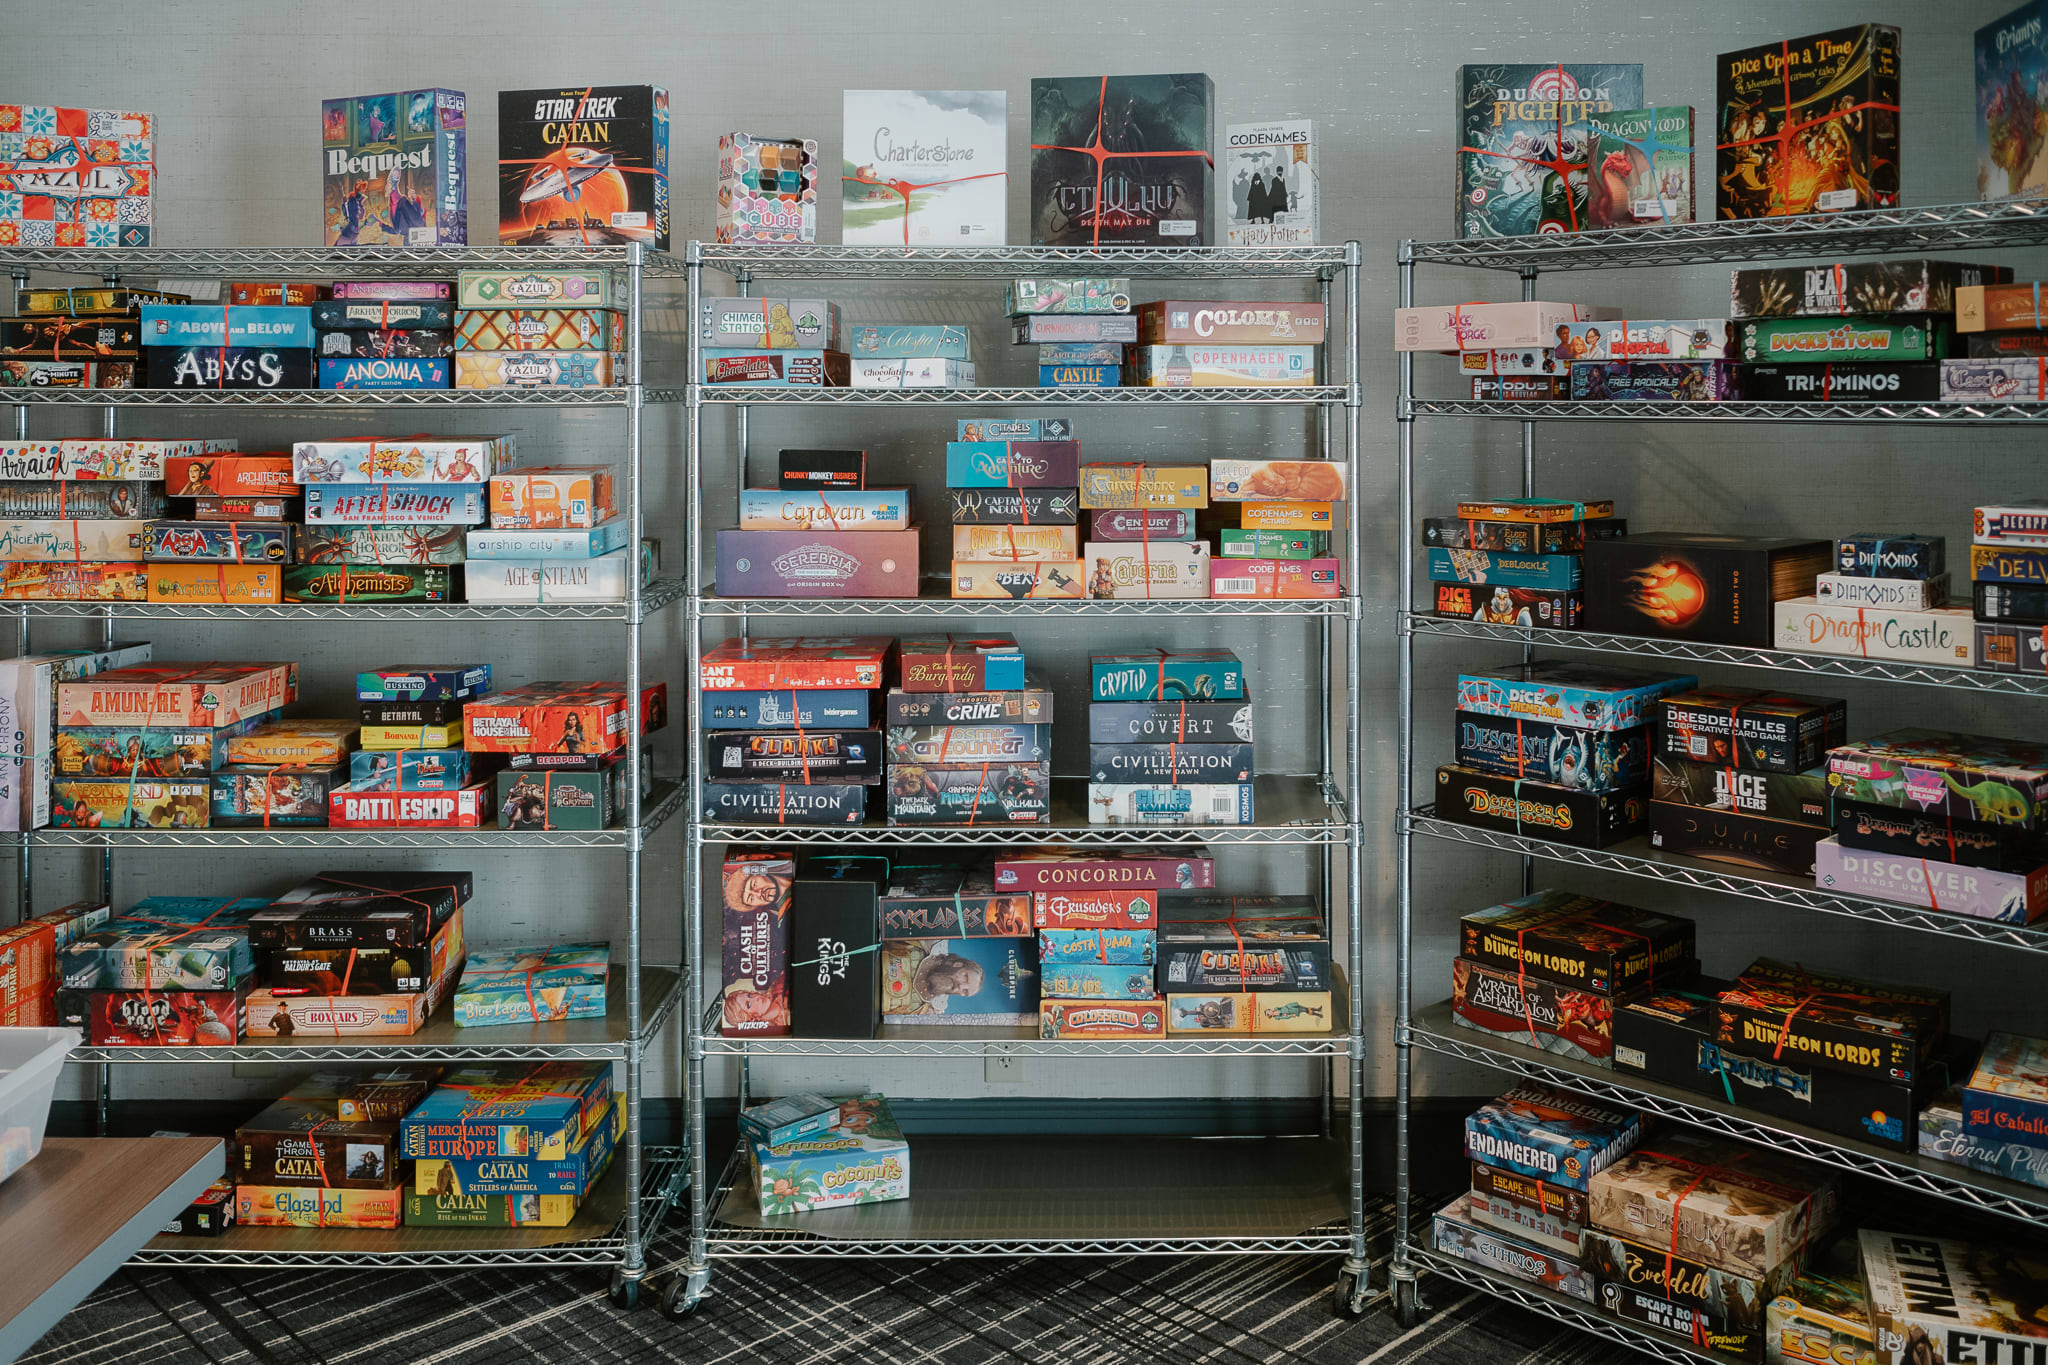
[1826,729,2048,832]
[1715,26,1900,220]
[1030,73,1214,246]
[1585,534,1830,648]
[1433,1193,1594,1303]
[1454,711,1646,792]
[1588,1129,1840,1280]
[498,86,667,248]
[993,849,1215,893]
[717,133,818,246]
[1659,686,1845,775]
[720,852,792,1037]
[1469,1160,1589,1256]
[1463,1083,1642,1192]
[1037,926,1154,962]
[1583,1225,1781,1361]
[1223,120,1317,247]
[1715,956,1947,1085]
[842,90,1006,245]
[237,1095,401,1188]
[1585,106,1694,226]
[878,862,1033,938]
[1435,764,1650,849]
[887,762,1051,825]
[1730,260,2005,320]
[1858,1230,2048,1365]
[322,89,464,247]
[748,1096,907,1212]
[1815,836,2048,923]
[1919,1085,2048,1187]
[1652,754,1831,827]
[1451,956,1622,1067]
[885,679,1053,727]
[1832,796,2048,874]
[0,104,153,248]
[1962,1031,2048,1151]
[1453,64,1644,237]
[1455,661,1696,733]
[1458,890,1695,997]
[880,936,1040,1023]
[1040,998,1167,1039]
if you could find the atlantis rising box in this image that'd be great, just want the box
[321,91,466,247]
[498,86,669,249]
[1030,73,1214,246]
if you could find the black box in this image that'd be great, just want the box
[1612,977,1945,1151]
[251,871,467,955]
[1648,799,1828,877]
[949,488,1080,525]
[884,678,1055,726]
[1582,1225,1772,1361]
[498,85,667,248]
[1974,621,2048,673]
[1458,890,1696,997]
[1974,580,2048,625]
[1658,686,1846,774]
[703,729,883,784]
[1716,959,1947,1087]
[1651,754,1830,825]
[1088,743,1254,784]
[1741,362,1942,403]
[1832,796,2048,873]
[1158,892,1329,991]
[704,782,868,825]
[789,855,888,1038]
[777,449,866,490]
[1966,333,2048,359]
[1422,516,1625,555]
[1435,764,1647,849]
[146,346,314,391]
[360,698,464,726]
[1088,700,1252,744]
[162,1178,236,1236]
[1432,581,1583,630]
[1454,710,1649,792]
[1732,260,2006,320]
[1584,533,1831,647]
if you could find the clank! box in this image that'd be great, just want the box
[322,90,465,247]
[498,87,668,249]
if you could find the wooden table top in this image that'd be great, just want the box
[0,1137,223,1363]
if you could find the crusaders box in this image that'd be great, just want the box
[1033,888,1159,930]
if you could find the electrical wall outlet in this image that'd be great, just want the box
[983,1043,1024,1084]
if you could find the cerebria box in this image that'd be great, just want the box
[321,90,466,247]
[498,86,669,249]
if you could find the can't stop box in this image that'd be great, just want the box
[498,86,669,249]
[321,90,466,247]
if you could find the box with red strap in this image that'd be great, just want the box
[399,1061,614,1162]
[1468,1160,1590,1257]
[1459,889,1696,998]
[1039,999,1166,1039]
[1156,892,1328,992]
[253,871,467,956]
[1580,1224,1782,1361]
[234,1183,399,1229]
[270,904,464,997]
[1450,955,1639,1067]
[1038,927,1154,964]
[208,761,345,826]
[1714,956,1948,1086]
[57,984,246,1045]
[451,941,609,1026]
[1464,1082,1642,1193]
[235,1093,402,1189]
[993,847,1216,892]
[243,942,462,1038]
[885,761,1050,825]
[55,895,262,988]
[1028,73,1213,248]
[1164,989,1329,1035]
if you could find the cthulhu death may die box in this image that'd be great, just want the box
[1030,73,1214,247]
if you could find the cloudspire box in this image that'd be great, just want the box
[1224,120,1317,247]
[1715,25,1901,220]
[1030,74,1214,246]
[842,91,1006,245]
[498,86,669,248]
[1453,64,1643,237]
[0,105,153,248]
[321,90,465,247]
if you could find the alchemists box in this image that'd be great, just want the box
[1223,120,1317,247]
[1435,764,1648,849]
[498,86,666,249]
[1715,27,1900,220]
[843,90,1006,245]
[1030,74,1214,247]
[1454,65,1644,237]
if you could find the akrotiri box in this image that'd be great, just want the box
[1962,1031,2048,1150]
[1715,25,1901,220]
[1979,0,2048,202]
[717,132,817,245]
[1224,120,1316,247]
[842,90,1006,245]
[1464,1082,1643,1192]
[1030,73,1215,247]
[1588,1129,1840,1281]
[1585,534,1830,648]
[1585,106,1695,227]
[1453,64,1644,237]
[322,90,465,247]
[1858,1230,2048,1365]
[749,1096,908,1214]
[880,936,1040,1023]
[0,105,153,248]
[498,86,668,248]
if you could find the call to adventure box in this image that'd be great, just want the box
[322,90,465,247]
[498,86,668,248]
[1030,73,1215,246]
[1715,25,1900,220]
[1453,64,1644,237]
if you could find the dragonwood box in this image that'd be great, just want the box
[1469,1160,1591,1256]
[1659,686,1846,774]
[1451,956,1623,1067]
[1716,957,1947,1085]
[1435,764,1649,849]
[1464,1083,1642,1192]
[1454,711,1647,793]
[1587,1129,1840,1280]
[1585,534,1831,647]
[1459,890,1695,997]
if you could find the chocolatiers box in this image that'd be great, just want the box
[498,86,668,248]
[1453,63,1644,237]
[1588,1129,1840,1280]
[1030,73,1214,247]
[879,862,1033,937]
[1464,1082,1643,1192]
[720,852,793,1037]
[1459,890,1695,997]
[1453,711,1646,792]
[884,678,1053,727]
[1659,686,1845,774]
[238,1095,401,1188]
[1435,764,1649,850]
[1451,956,1622,1067]
[1585,534,1830,648]
[705,729,883,784]
[1716,958,1947,1085]
[1716,26,1900,220]
[885,762,1051,825]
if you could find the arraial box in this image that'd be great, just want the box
[498,86,667,249]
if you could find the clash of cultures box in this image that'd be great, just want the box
[497,86,668,249]
[1030,73,1214,247]
[1453,64,1644,237]
[842,90,1006,245]
[321,89,465,247]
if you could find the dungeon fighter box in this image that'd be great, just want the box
[498,86,669,248]
[1458,889,1695,997]
[1453,64,1644,237]
[1587,1129,1841,1281]
[1858,1231,2048,1365]
[1463,1082,1642,1193]
[1030,73,1215,247]
[321,90,466,247]
[1715,25,1900,220]
[1584,534,1831,648]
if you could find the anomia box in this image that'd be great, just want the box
[1223,120,1316,247]
[842,90,1006,245]
[498,86,668,249]
[322,90,465,247]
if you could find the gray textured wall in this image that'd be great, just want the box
[7,0,2043,1112]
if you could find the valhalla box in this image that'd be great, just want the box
[1030,74,1213,246]
[498,86,668,248]
[1585,534,1830,648]
[1435,764,1648,849]
[1715,26,1900,220]
[322,90,465,247]
[886,762,1052,825]
[1453,64,1644,237]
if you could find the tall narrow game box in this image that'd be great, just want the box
[498,86,669,249]
[1224,120,1317,246]
[321,91,466,246]
[1979,0,2048,202]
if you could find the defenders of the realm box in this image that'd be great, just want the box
[1459,889,1695,996]
[1858,1230,2048,1365]
[1030,74,1214,247]
[498,86,667,248]
[1715,26,1900,220]
[1453,64,1644,237]
[1464,1082,1642,1192]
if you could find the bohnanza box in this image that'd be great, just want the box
[842,91,1006,245]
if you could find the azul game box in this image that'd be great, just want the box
[0,105,153,248]
[1453,64,1644,237]
[1464,1082,1642,1193]
[1585,106,1694,227]
[1224,119,1317,247]
[880,936,1039,1023]
[498,86,668,248]
[1715,25,1901,220]
[749,1096,908,1213]
[842,90,1006,245]
[321,91,465,247]
[1858,1231,2048,1365]
[1030,73,1215,247]
[1979,0,2048,202]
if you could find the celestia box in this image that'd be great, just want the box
[1030,73,1215,246]
[321,90,466,246]
[842,91,1006,245]
[498,85,670,249]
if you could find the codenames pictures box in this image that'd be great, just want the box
[321,90,466,247]
[497,86,669,249]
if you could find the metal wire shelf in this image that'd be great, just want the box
[10,779,685,850]
[700,584,1352,618]
[702,776,1351,847]
[8,575,689,623]
[129,1147,688,1269]
[70,967,683,1065]
[1405,1003,2048,1229]
[694,243,1354,280]
[1401,199,2048,272]
[1407,396,2048,423]
[1410,1245,1718,1365]
[0,245,692,278]
[1403,612,2048,695]
[1405,804,2048,955]
[0,386,689,408]
[699,384,1349,406]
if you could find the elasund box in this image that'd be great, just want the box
[1587,1129,1840,1280]
[1451,956,1621,1067]
[715,527,920,597]
[236,1184,399,1229]
[1459,889,1695,997]
[498,86,667,249]
[1585,534,1830,647]
[1435,764,1649,849]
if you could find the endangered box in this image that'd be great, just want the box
[498,86,668,248]
[1715,26,1900,220]
[322,90,465,247]
[1224,120,1317,247]
[1030,73,1214,246]
[1463,1082,1642,1192]
[717,133,818,246]
[0,105,154,248]
[1453,64,1644,237]
[842,90,1006,245]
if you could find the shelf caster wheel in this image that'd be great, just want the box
[1333,1265,1370,1319]
[608,1268,643,1311]
[1395,1275,1424,1328]
[661,1267,711,1320]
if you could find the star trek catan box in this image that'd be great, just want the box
[498,86,669,249]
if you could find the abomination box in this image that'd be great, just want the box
[1470,1160,1590,1256]
[0,480,164,519]
[885,679,1053,726]
[1091,649,1244,702]
[1832,796,2048,873]
[885,762,1052,825]
[705,781,867,825]
[1451,956,1620,1067]
[1731,259,2003,320]
[302,485,487,525]
[1454,711,1646,792]
[1738,317,1955,362]
[1077,464,1209,509]
[1453,65,1643,237]
[1459,889,1694,997]
[322,89,465,247]
[1586,534,1829,648]
[1088,742,1252,784]
[1435,764,1648,849]
[1431,581,1581,628]
[1433,1194,1594,1304]
[715,527,920,597]
[1464,1082,1642,1192]
[705,729,883,784]
[1455,662,1695,733]
[950,488,1079,526]
[498,86,668,248]
[1030,73,1213,247]
[1588,1129,1840,1280]
[1426,546,1580,592]
[1816,836,2048,923]
[1659,686,1844,774]
[888,723,1050,765]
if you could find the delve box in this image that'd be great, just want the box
[1715,25,1901,220]
[1587,1129,1841,1280]
[1453,710,1647,793]
[881,936,1040,1023]
[1451,956,1622,1067]
[886,762,1052,825]
[1458,889,1695,997]
[1469,1161,1590,1258]
[1463,1082,1642,1192]
[498,86,668,248]
[879,862,1033,938]
[1435,764,1649,850]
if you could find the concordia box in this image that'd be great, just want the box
[1459,890,1695,996]
[1588,1129,1840,1280]
[1453,64,1644,237]
[886,762,1052,825]
[1456,661,1695,732]
[994,849,1216,892]
[1435,764,1649,849]
[321,90,464,247]
[1454,711,1647,792]
[1029,73,1213,247]
[1464,1082,1642,1192]
[881,936,1040,1023]
[1451,956,1620,1067]
[1660,686,1845,774]
[498,86,667,249]
[1859,1231,2048,1365]
[1433,1194,1594,1304]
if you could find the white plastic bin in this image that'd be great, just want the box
[0,1027,77,1185]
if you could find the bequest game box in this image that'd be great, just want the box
[321,90,466,247]
[497,86,669,248]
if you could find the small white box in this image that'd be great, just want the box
[1224,119,1317,248]
[850,358,977,389]
[1814,572,1949,610]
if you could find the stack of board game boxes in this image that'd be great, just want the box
[1455,318,1727,403]
[207,715,359,829]
[471,678,665,832]
[291,436,510,604]
[1088,649,1252,825]
[54,894,267,1045]
[885,636,1052,826]
[848,322,976,389]
[1129,298,1325,389]
[1646,684,1845,877]
[1157,891,1333,1036]
[0,645,157,830]
[472,464,637,604]
[1036,881,1163,1039]
[1422,496,1624,628]
[719,446,918,599]
[1007,276,1132,388]
[454,268,625,391]
[4,282,167,389]
[1074,463,1209,599]
[1779,529,1967,667]
[451,942,611,1026]
[314,282,454,391]
[740,1093,911,1214]
[1919,1031,2048,1194]
[699,636,891,826]
[698,296,847,388]
[1969,503,2048,671]
[947,434,1085,598]
[139,301,315,391]
[396,1063,620,1229]
[333,664,493,828]
[0,902,110,1025]
[232,1067,441,1231]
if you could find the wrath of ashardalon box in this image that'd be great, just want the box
[497,86,669,249]
[1030,74,1214,247]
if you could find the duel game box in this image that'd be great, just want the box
[1453,64,1644,237]
[1715,25,1900,219]
[498,86,668,248]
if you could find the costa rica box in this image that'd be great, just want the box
[1659,686,1845,774]
[1454,711,1647,792]
[1463,1082,1642,1193]
[1435,764,1649,849]
[1458,889,1695,997]
[1451,956,1623,1067]
[1585,533,1830,647]
[498,86,668,248]
[1030,73,1214,247]
[1037,927,1154,963]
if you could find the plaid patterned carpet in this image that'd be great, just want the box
[20,1203,1644,1365]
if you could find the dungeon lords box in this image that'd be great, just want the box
[1030,73,1215,247]
[498,86,669,248]
[1459,889,1695,997]
[1453,64,1644,237]
[1585,534,1831,648]
[1463,1082,1642,1193]
[322,90,465,247]
[1588,1129,1842,1280]
[1715,25,1900,220]
[842,90,1006,245]
[0,105,154,248]
[1435,764,1649,849]
[1715,958,1947,1086]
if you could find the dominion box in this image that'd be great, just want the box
[1030,74,1215,247]
[1453,64,1645,238]
[1715,25,1900,220]
[322,90,465,247]
[498,86,669,249]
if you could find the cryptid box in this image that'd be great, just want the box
[1091,649,1243,701]
[717,132,818,245]
[842,90,1006,245]
[498,86,668,248]
[1453,65,1644,237]
[1585,106,1695,226]
[0,105,154,247]
[1224,120,1317,247]
[1030,73,1215,246]
[1715,26,1899,219]
[321,90,465,247]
